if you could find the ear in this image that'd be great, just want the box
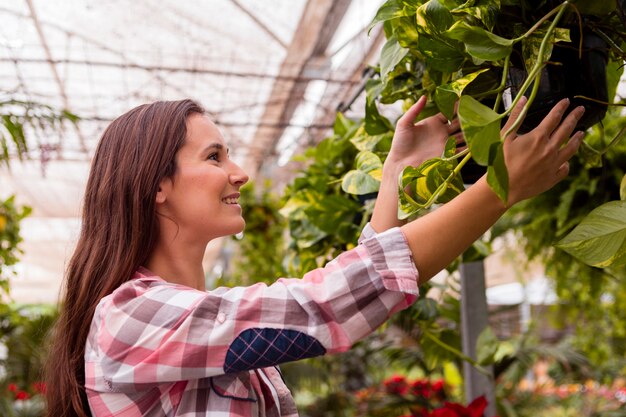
[155,178,172,204]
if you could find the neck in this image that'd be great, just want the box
[146,237,208,291]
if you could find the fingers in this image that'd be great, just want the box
[550,105,585,147]
[502,96,528,139]
[557,130,584,165]
[535,98,571,137]
[398,95,427,128]
[447,118,461,134]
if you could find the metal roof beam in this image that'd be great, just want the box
[25,0,88,155]
[244,0,352,179]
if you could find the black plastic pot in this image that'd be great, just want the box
[506,28,610,133]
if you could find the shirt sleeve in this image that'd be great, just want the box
[91,226,419,390]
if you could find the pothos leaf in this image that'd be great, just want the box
[452,0,501,31]
[574,0,617,16]
[365,79,394,135]
[380,35,409,80]
[476,326,499,366]
[486,143,509,204]
[555,200,626,268]
[458,95,503,166]
[341,151,383,195]
[350,129,391,152]
[367,0,414,34]
[445,20,514,61]
[341,170,380,195]
[434,68,489,119]
[355,150,383,176]
[522,27,570,73]
[416,34,466,72]
[621,174,626,201]
[416,0,455,35]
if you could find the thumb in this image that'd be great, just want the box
[397,95,427,129]
[501,95,528,140]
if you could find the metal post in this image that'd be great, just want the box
[460,261,497,417]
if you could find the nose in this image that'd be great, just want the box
[229,160,249,187]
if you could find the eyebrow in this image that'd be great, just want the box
[201,143,229,155]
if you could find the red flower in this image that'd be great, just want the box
[15,390,30,401]
[430,408,459,417]
[432,379,445,392]
[429,396,489,417]
[7,383,18,392]
[33,381,47,394]
[383,375,409,396]
[411,379,432,398]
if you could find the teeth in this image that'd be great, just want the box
[223,198,238,204]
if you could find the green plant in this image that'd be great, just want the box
[0,98,78,166]
[0,196,32,300]
[362,0,625,214]
[0,304,58,417]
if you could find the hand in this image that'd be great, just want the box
[386,95,462,170]
[372,96,462,232]
[502,96,585,206]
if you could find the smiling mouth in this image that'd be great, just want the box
[222,197,239,205]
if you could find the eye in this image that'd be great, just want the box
[207,152,219,162]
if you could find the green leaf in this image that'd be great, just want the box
[486,143,509,203]
[416,0,455,35]
[291,218,328,249]
[355,150,383,175]
[606,59,624,105]
[367,0,415,34]
[434,68,489,119]
[342,152,383,195]
[621,174,626,201]
[380,35,409,80]
[303,195,360,234]
[350,131,391,152]
[417,34,466,72]
[458,95,503,165]
[414,297,439,321]
[522,28,570,73]
[341,170,381,195]
[476,326,499,365]
[579,140,603,168]
[365,79,394,135]
[452,1,500,31]
[393,16,420,49]
[556,200,626,268]
[333,112,355,137]
[573,0,617,16]
[445,20,514,61]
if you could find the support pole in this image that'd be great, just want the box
[460,260,497,417]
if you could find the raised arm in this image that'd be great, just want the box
[401,97,585,283]
[371,95,461,232]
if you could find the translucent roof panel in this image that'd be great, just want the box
[0,0,386,304]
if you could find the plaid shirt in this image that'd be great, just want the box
[84,225,419,416]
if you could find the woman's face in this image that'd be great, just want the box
[157,114,249,243]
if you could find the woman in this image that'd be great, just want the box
[45,95,584,417]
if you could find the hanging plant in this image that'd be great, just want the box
[363,0,626,216]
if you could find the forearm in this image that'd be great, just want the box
[370,164,406,232]
[400,176,507,283]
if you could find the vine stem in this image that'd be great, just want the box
[422,329,493,378]
[399,151,473,214]
[493,55,511,112]
[503,1,570,139]
[513,2,564,42]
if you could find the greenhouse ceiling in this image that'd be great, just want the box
[0,0,386,303]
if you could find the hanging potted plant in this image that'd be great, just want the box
[357,0,626,215]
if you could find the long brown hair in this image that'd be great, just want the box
[45,99,205,417]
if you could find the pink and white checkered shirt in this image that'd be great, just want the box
[84,225,419,416]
